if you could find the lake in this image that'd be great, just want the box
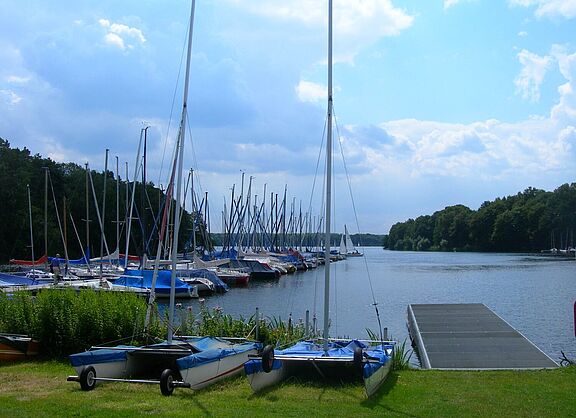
[167,248,576,365]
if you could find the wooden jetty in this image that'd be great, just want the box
[407,303,558,370]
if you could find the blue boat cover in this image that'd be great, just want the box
[113,269,191,294]
[176,269,228,292]
[69,346,132,367]
[176,340,260,370]
[277,339,366,357]
[0,273,38,286]
[244,358,282,374]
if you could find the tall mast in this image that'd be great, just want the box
[142,126,149,258]
[323,0,333,352]
[85,163,90,254]
[27,184,35,266]
[44,167,48,268]
[100,149,109,280]
[115,156,120,256]
[168,0,196,343]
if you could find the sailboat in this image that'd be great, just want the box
[67,0,261,396]
[344,225,363,257]
[244,0,394,397]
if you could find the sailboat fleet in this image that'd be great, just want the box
[3,0,395,398]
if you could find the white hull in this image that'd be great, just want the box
[364,359,391,397]
[73,360,127,380]
[180,348,258,390]
[246,362,286,392]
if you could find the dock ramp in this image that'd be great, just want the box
[407,303,558,370]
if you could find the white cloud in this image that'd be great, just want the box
[509,0,576,19]
[514,49,552,102]
[6,75,30,84]
[104,32,125,50]
[550,45,576,122]
[344,41,576,182]
[0,89,22,105]
[98,18,146,50]
[443,0,477,10]
[296,80,326,103]
[228,0,413,59]
[518,31,528,37]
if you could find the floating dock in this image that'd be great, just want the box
[407,303,558,369]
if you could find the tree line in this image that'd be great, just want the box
[0,138,199,264]
[384,184,576,252]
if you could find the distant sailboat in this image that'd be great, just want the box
[344,225,363,257]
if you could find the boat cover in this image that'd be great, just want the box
[114,269,191,294]
[177,269,228,292]
[176,340,260,370]
[277,339,367,357]
[69,346,133,367]
[0,273,38,287]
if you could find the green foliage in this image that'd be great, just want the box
[176,305,310,347]
[391,339,413,371]
[0,139,192,263]
[0,289,157,357]
[385,184,576,252]
[366,328,412,371]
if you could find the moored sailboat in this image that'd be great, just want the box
[244,0,394,397]
[67,0,261,395]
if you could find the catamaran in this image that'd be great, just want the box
[67,0,261,396]
[244,0,394,398]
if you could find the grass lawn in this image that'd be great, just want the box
[1,361,575,417]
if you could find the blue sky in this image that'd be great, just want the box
[1,0,575,234]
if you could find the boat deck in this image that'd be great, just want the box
[407,303,558,370]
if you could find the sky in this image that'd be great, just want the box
[1,0,575,234]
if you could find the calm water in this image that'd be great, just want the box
[168,248,576,364]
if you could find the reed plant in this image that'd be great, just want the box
[366,328,413,370]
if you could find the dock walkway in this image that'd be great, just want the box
[407,303,558,369]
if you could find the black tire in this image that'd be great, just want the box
[353,347,364,375]
[160,368,175,396]
[79,366,96,391]
[261,345,275,373]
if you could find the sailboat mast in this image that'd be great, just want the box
[44,167,48,269]
[323,0,333,351]
[27,184,35,266]
[168,0,196,343]
[100,149,109,280]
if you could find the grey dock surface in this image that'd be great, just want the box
[407,303,558,369]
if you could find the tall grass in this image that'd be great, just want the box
[0,289,313,358]
[0,289,160,357]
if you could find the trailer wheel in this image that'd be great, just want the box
[80,366,96,391]
[160,369,175,396]
[261,345,275,373]
[353,347,364,376]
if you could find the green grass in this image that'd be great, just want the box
[1,361,574,417]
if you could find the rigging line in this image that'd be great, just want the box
[185,108,205,196]
[333,108,384,340]
[158,19,190,188]
[48,171,69,265]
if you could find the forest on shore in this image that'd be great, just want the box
[384,183,576,252]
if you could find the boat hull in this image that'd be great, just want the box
[178,345,259,389]
[244,340,393,397]
[0,334,39,362]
